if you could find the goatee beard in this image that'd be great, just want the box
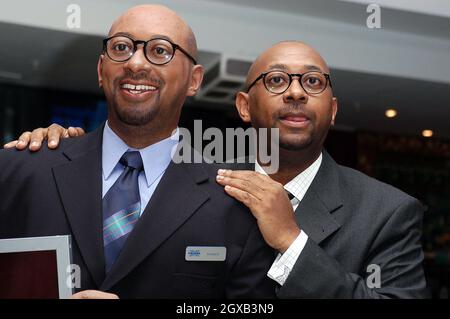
[113,98,159,126]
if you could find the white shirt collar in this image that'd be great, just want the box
[255,153,323,203]
[102,121,179,187]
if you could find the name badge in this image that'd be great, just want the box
[185,246,227,261]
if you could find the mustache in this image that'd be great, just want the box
[276,102,310,118]
[116,69,164,86]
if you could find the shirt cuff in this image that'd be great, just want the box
[267,231,308,286]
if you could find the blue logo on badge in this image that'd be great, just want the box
[187,249,201,257]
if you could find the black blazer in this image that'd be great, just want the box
[230,151,427,298]
[0,125,276,298]
[275,152,428,298]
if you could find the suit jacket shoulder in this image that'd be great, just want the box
[278,151,427,298]
[337,163,420,206]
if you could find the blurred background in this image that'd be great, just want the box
[0,0,449,298]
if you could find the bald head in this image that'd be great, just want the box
[245,41,330,89]
[108,4,198,60]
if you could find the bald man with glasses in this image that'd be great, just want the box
[0,5,276,299]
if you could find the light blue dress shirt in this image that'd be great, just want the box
[102,121,179,216]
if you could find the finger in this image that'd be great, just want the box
[216,174,264,200]
[67,126,85,137]
[218,169,270,187]
[71,290,119,299]
[16,132,32,150]
[71,291,89,299]
[223,185,258,210]
[217,169,268,190]
[47,124,67,148]
[67,127,77,137]
[218,169,257,178]
[75,127,85,136]
[3,141,19,149]
[28,128,48,151]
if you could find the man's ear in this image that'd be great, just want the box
[97,55,104,88]
[331,97,338,126]
[235,92,251,123]
[187,64,204,97]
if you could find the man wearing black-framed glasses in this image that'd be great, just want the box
[0,4,276,299]
[216,41,427,298]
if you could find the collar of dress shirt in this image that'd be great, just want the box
[102,121,179,187]
[254,152,323,203]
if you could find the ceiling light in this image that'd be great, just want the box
[385,109,397,118]
[422,130,433,138]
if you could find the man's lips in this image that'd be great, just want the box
[279,113,310,127]
[282,116,308,122]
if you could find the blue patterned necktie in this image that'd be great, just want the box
[103,151,143,273]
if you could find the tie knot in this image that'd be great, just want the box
[286,190,295,201]
[120,151,144,171]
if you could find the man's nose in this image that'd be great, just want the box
[124,45,152,73]
[283,78,308,103]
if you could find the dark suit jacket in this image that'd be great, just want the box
[270,152,427,298]
[230,150,427,298]
[0,125,276,298]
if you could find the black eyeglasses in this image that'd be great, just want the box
[103,35,197,65]
[246,70,332,95]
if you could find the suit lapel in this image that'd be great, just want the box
[101,155,210,290]
[52,126,105,287]
[230,153,342,244]
[294,151,342,245]
[239,155,342,244]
